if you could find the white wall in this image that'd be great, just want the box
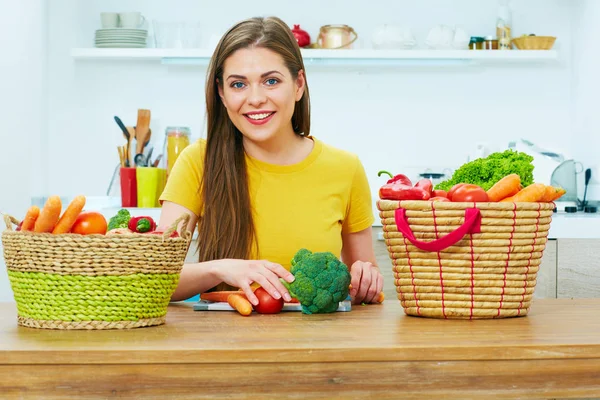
[571,0,600,200]
[0,0,47,301]
[46,0,574,202]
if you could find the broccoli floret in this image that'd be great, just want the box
[435,150,534,192]
[107,209,131,231]
[282,248,351,315]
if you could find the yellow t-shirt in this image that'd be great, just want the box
[159,137,374,269]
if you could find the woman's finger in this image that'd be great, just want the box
[376,269,384,297]
[364,267,380,303]
[261,262,293,301]
[250,272,287,302]
[263,261,295,283]
[350,262,363,298]
[355,263,372,304]
[239,283,259,306]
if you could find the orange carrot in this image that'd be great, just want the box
[487,174,521,202]
[349,284,385,303]
[540,186,567,202]
[503,183,546,203]
[227,294,253,316]
[33,196,62,233]
[20,206,40,231]
[52,195,86,234]
[201,291,248,303]
[500,195,515,203]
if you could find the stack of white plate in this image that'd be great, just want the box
[95,28,147,48]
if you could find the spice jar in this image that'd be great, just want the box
[469,37,484,50]
[484,36,499,50]
[165,126,190,176]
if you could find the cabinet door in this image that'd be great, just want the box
[534,239,557,299]
[558,239,600,298]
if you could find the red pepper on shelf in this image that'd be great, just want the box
[415,178,433,196]
[128,216,157,233]
[377,170,413,187]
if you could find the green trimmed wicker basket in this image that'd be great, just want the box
[1,213,191,330]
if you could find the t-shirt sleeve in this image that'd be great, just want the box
[342,156,375,234]
[159,140,205,217]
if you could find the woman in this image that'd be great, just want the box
[158,16,383,306]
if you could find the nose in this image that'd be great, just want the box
[247,84,267,107]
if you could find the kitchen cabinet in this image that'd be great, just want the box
[534,239,557,299]
[557,239,600,298]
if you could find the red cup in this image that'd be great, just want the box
[120,167,137,207]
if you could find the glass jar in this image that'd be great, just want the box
[469,36,485,50]
[484,36,499,50]
[165,126,191,176]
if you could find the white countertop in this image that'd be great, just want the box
[546,211,600,239]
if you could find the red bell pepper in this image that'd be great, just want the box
[128,216,157,233]
[379,184,431,201]
[415,178,433,196]
[378,170,430,201]
[377,170,412,187]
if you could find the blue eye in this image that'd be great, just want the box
[265,78,278,86]
[231,81,245,89]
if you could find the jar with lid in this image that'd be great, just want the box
[469,37,484,50]
[164,126,190,176]
[484,36,499,50]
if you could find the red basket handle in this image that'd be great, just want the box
[394,207,482,252]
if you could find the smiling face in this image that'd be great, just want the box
[218,47,305,146]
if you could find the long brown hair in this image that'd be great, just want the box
[198,16,311,275]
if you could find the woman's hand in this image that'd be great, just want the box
[212,259,295,306]
[349,261,384,304]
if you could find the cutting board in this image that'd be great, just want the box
[193,299,352,312]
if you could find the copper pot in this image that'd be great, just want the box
[317,24,358,49]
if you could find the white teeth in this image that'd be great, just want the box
[247,112,272,120]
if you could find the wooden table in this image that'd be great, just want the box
[1,299,599,399]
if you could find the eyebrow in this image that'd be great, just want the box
[226,70,283,81]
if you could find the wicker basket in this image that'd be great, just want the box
[1,213,191,330]
[377,200,554,320]
[512,36,556,50]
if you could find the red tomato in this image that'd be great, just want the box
[430,196,450,202]
[432,190,448,198]
[450,184,489,203]
[253,287,284,314]
[447,184,467,200]
[71,211,108,235]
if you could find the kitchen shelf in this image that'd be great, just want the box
[71,48,559,66]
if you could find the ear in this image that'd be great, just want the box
[295,70,306,102]
[216,78,226,108]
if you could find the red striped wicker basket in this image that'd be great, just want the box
[377,200,554,319]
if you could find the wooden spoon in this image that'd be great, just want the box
[135,109,151,156]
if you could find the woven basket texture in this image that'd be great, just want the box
[1,213,191,330]
[377,200,554,320]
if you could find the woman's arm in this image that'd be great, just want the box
[341,226,383,304]
[159,201,293,303]
[158,201,221,300]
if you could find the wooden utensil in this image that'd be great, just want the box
[135,109,151,156]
